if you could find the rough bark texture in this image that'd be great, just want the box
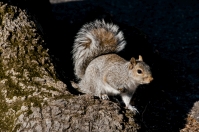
[180,101,199,132]
[0,2,69,131]
[0,1,140,132]
[16,95,140,132]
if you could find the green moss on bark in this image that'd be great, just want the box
[0,2,68,131]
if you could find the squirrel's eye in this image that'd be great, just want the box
[137,69,143,74]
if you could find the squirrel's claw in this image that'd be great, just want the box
[101,94,109,100]
[127,105,139,114]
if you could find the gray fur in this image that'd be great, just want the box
[72,20,153,113]
[72,20,126,79]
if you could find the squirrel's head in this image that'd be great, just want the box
[129,55,153,84]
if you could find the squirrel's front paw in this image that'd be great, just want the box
[101,94,109,100]
[127,105,139,114]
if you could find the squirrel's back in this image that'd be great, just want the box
[72,20,126,80]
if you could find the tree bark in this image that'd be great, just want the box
[0,2,140,132]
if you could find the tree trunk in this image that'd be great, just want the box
[0,2,141,131]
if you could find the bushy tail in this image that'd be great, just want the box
[72,20,126,80]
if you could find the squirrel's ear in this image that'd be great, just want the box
[129,57,136,69]
[138,55,143,61]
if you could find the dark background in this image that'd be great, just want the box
[5,0,198,131]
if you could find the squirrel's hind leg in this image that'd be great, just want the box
[98,82,119,100]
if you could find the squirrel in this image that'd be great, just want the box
[72,19,153,113]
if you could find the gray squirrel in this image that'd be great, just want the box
[72,20,153,113]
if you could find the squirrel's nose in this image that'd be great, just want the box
[149,77,153,82]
